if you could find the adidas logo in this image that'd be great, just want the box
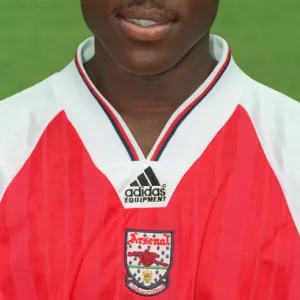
[124,167,167,204]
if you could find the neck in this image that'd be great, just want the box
[84,33,216,121]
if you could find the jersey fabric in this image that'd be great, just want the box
[0,35,300,300]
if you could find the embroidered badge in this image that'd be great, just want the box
[125,229,174,296]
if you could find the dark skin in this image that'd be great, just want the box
[81,0,219,156]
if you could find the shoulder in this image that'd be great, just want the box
[247,78,300,114]
[241,76,300,148]
[0,73,63,154]
[0,73,63,125]
[242,78,300,151]
[240,76,300,232]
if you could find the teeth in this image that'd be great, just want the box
[127,19,159,27]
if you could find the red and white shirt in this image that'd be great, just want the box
[0,35,299,300]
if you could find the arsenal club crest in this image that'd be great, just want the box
[125,229,174,296]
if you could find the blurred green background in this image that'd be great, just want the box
[0,0,299,101]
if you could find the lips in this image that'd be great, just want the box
[117,7,176,42]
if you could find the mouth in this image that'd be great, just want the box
[118,17,173,42]
[125,19,164,27]
[116,8,176,42]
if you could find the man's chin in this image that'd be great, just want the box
[112,50,178,76]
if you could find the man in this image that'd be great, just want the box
[0,0,299,299]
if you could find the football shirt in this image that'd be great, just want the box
[0,35,299,299]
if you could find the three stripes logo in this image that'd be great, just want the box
[124,167,167,204]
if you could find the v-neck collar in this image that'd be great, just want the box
[74,35,232,162]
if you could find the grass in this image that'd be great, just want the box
[0,0,299,101]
